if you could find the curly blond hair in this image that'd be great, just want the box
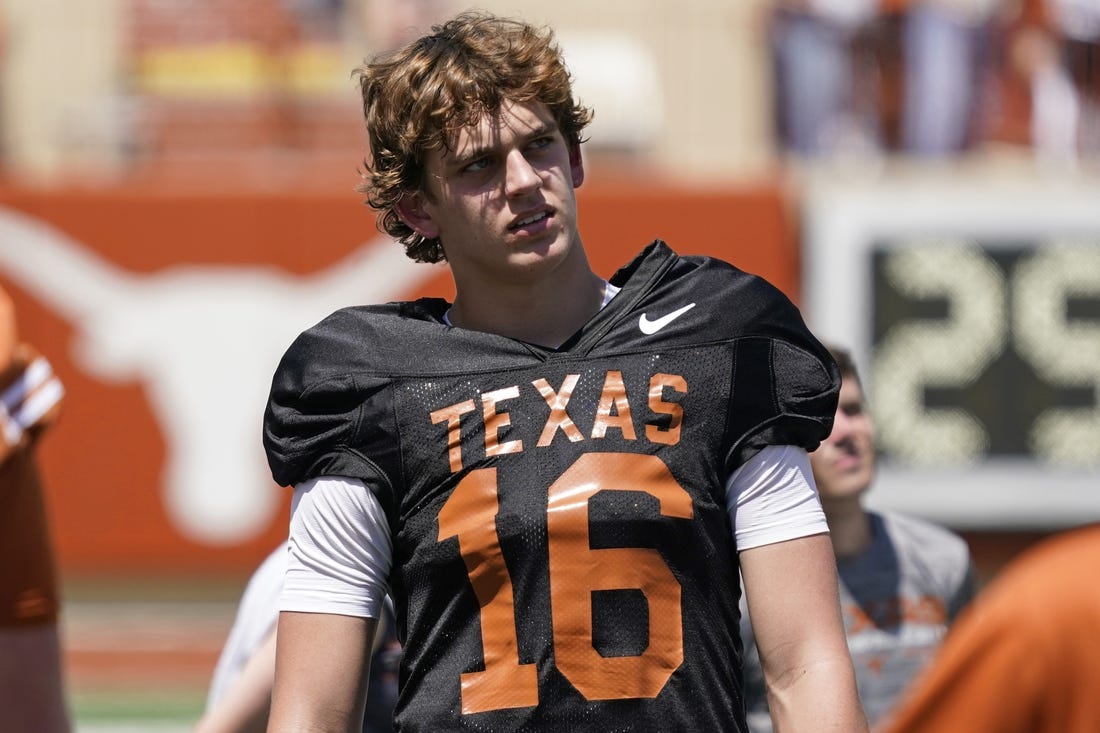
[355,11,593,263]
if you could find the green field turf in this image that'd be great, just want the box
[63,576,247,733]
[72,687,205,728]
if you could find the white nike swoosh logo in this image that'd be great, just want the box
[638,302,696,335]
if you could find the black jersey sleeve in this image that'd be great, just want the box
[724,291,840,472]
[262,324,398,514]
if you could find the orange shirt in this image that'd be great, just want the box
[883,525,1100,733]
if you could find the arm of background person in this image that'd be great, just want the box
[267,611,376,733]
[193,628,278,733]
[741,533,868,733]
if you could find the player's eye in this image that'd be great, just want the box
[461,156,494,174]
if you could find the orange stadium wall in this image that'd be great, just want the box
[0,181,798,579]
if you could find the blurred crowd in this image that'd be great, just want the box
[113,0,1100,168]
[0,0,1095,180]
[769,0,1100,164]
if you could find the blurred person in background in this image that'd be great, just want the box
[897,0,1000,156]
[0,285,70,733]
[768,0,999,158]
[994,0,1083,162]
[980,0,1100,163]
[741,344,976,732]
[768,0,884,156]
[1045,0,1100,155]
[883,522,1100,733]
[195,541,399,733]
[1025,0,1100,160]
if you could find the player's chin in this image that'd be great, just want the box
[508,228,570,260]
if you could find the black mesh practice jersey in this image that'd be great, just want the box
[264,241,840,732]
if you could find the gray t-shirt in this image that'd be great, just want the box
[740,510,976,731]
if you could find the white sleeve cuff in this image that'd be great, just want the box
[726,445,829,551]
[281,476,393,619]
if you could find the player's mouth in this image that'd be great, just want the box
[834,454,862,472]
[832,443,865,471]
[509,208,553,233]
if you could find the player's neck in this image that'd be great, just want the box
[823,499,873,559]
[449,261,606,348]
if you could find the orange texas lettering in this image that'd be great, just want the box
[429,371,687,473]
[845,596,949,635]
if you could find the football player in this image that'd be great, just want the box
[0,285,70,733]
[263,11,867,733]
[740,345,976,731]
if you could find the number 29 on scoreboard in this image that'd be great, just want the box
[804,182,1100,528]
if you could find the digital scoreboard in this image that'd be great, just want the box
[804,177,1100,529]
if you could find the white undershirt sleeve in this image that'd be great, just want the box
[281,475,392,619]
[726,444,829,551]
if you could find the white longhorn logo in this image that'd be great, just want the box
[0,207,438,544]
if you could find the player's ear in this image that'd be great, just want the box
[395,192,440,239]
[569,143,585,188]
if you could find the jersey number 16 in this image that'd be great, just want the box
[438,452,693,714]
